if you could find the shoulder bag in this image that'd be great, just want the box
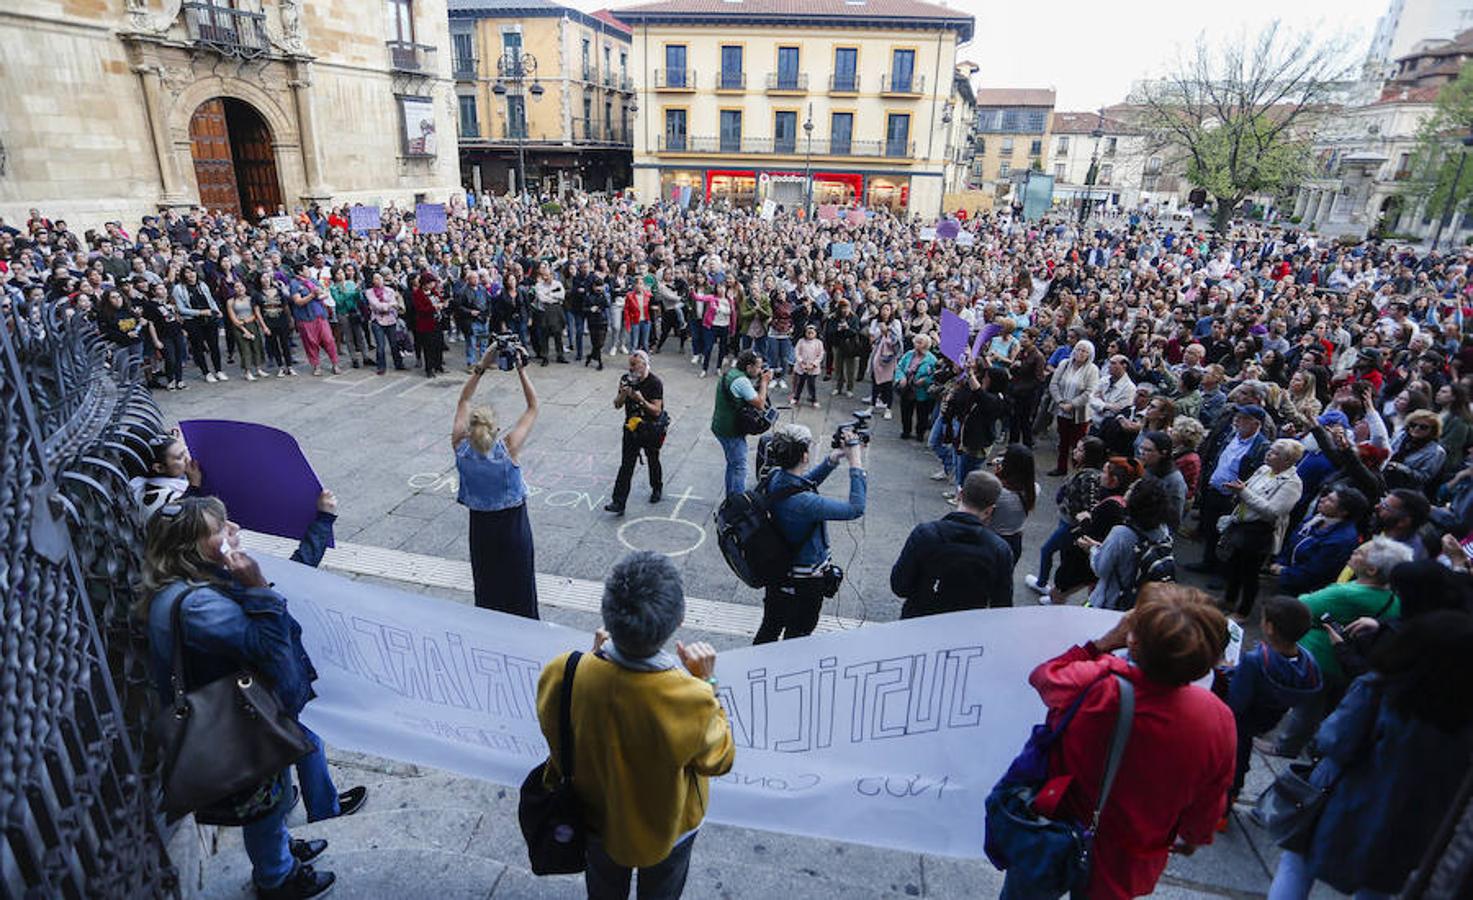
[151,587,313,824]
[519,651,588,875]
[984,673,1135,894]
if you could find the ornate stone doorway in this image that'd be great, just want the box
[188,98,282,218]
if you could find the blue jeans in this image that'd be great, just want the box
[242,772,295,888]
[692,322,710,359]
[465,320,489,365]
[1037,519,1072,583]
[371,321,403,372]
[565,309,586,358]
[585,832,697,900]
[297,724,341,821]
[717,434,749,497]
[1268,850,1392,900]
[928,415,955,476]
[768,335,794,374]
[955,453,987,490]
[629,320,651,352]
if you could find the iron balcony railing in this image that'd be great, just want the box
[717,70,747,90]
[182,1,269,58]
[453,55,478,80]
[387,40,438,74]
[829,73,860,93]
[602,71,616,88]
[619,74,634,92]
[880,73,926,94]
[766,72,808,92]
[656,135,914,158]
[655,68,695,89]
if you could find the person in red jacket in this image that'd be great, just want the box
[1013,584,1236,900]
[411,272,446,378]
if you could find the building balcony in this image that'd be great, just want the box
[880,73,925,96]
[182,2,269,58]
[715,71,747,92]
[387,40,438,75]
[619,74,634,92]
[655,135,914,159]
[453,56,478,81]
[766,73,808,93]
[654,69,696,91]
[829,74,860,94]
[582,63,595,82]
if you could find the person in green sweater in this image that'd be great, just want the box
[329,265,369,368]
[1259,535,1413,758]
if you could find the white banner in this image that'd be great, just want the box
[261,556,1123,859]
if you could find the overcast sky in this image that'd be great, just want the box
[571,0,1393,111]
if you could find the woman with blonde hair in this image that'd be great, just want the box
[453,343,540,616]
[1219,438,1305,620]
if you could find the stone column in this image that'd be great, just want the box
[289,60,329,201]
[135,63,189,207]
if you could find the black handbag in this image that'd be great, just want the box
[518,651,588,875]
[1252,761,1328,854]
[152,588,313,824]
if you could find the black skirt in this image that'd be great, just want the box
[468,503,539,619]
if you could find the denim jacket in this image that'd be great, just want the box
[766,458,866,575]
[145,513,334,717]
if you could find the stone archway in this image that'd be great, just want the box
[167,74,305,215]
[188,98,283,218]
[1378,194,1405,235]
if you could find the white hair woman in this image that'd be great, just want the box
[1220,437,1305,620]
[452,343,540,617]
[1046,338,1099,475]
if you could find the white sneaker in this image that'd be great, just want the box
[245,372,256,382]
[691,354,700,365]
[942,490,957,500]
[215,371,228,382]
[699,370,708,378]
[1035,592,1055,606]
[832,388,842,396]
[777,380,788,391]
[277,369,286,378]
[204,372,217,383]
[811,401,821,409]
[883,408,892,420]
[929,469,948,481]
[1025,574,1048,594]
[312,366,322,377]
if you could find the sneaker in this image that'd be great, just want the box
[604,502,626,516]
[204,372,217,383]
[883,408,892,420]
[942,490,957,501]
[1036,592,1055,606]
[832,388,842,396]
[174,382,187,391]
[255,863,335,899]
[287,367,298,376]
[289,839,328,864]
[699,370,708,378]
[254,369,265,378]
[777,380,788,391]
[277,369,287,378]
[329,364,341,375]
[1252,737,1298,758]
[1025,574,1048,594]
[245,372,257,382]
[929,469,948,481]
[215,371,228,382]
[312,366,322,376]
[691,354,700,365]
[811,400,821,409]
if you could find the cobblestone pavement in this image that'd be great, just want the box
[157,342,1320,898]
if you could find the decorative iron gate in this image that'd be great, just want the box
[1,303,175,896]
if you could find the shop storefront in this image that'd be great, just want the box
[706,169,757,206]
[866,176,910,212]
[813,172,863,206]
[659,169,704,203]
[762,172,808,208]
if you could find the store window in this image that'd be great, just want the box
[709,171,757,206]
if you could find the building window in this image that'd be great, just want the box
[1001,137,1014,155]
[1026,110,1046,132]
[506,95,526,139]
[1030,138,1042,155]
[582,38,592,79]
[998,162,1011,178]
[604,45,612,76]
[1099,163,1114,184]
[720,109,743,152]
[387,0,414,42]
[1056,136,1069,155]
[582,96,593,138]
[774,110,797,153]
[776,46,800,90]
[458,95,478,137]
[977,136,985,154]
[833,47,857,91]
[501,28,521,55]
[604,99,613,139]
[621,103,630,141]
[1000,109,1020,131]
[890,48,915,92]
[831,112,853,155]
[1104,137,1117,155]
[664,108,686,150]
[665,44,687,87]
[1145,155,1162,175]
[452,32,474,71]
[976,108,1000,131]
[720,44,743,89]
[1053,163,1065,179]
[620,51,628,76]
[885,112,910,157]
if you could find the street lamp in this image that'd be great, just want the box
[1432,127,1473,250]
[802,103,815,215]
[492,50,543,200]
[1079,109,1105,229]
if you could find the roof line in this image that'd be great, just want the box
[449,4,634,41]
[614,10,973,42]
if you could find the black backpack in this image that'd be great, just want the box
[1122,525,1175,608]
[714,478,814,588]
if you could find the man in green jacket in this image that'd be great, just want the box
[710,349,770,497]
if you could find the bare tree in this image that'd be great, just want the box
[1132,21,1354,232]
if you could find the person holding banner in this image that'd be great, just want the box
[453,344,540,618]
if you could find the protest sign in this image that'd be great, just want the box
[760,199,777,221]
[847,209,866,226]
[936,219,960,240]
[817,204,839,222]
[415,203,447,234]
[919,227,937,241]
[957,231,975,247]
[349,205,381,234]
[938,310,969,365]
[260,554,1122,859]
[830,242,855,261]
[179,420,328,545]
[267,215,293,233]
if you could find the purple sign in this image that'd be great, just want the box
[415,203,447,234]
[179,419,329,546]
[973,322,1000,358]
[939,310,969,365]
[936,219,961,240]
[349,205,381,234]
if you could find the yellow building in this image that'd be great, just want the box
[618,0,975,216]
[972,88,1056,210]
[450,0,634,195]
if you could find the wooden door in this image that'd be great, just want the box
[225,101,282,216]
[189,99,242,216]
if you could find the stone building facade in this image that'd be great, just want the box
[0,0,461,231]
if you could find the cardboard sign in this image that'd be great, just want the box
[179,420,329,546]
[416,203,447,234]
[349,205,381,234]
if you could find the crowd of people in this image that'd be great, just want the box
[8,192,1473,899]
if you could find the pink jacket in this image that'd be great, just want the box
[794,337,825,375]
[695,292,738,335]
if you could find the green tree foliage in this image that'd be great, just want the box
[1402,66,1473,229]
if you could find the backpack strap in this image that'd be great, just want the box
[556,651,582,787]
[1090,674,1135,833]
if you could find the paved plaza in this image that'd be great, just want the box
[156,346,1314,899]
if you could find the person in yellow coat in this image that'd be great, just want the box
[536,551,735,899]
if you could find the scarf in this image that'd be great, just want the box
[600,642,680,673]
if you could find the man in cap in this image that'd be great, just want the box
[1190,404,1270,574]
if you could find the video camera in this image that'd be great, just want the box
[492,332,528,371]
[830,410,873,449]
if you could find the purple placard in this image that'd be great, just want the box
[936,219,960,240]
[939,309,968,365]
[178,419,329,546]
[349,205,381,234]
[415,203,447,234]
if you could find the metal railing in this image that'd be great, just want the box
[582,63,595,81]
[829,73,860,93]
[387,40,438,74]
[716,70,747,90]
[619,74,634,92]
[182,1,268,58]
[602,71,616,88]
[453,55,478,80]
[880,73,926,94]
[655,68,695,89]
[656,135,914,158]
[1,300,176,896]
[767,72,808,92]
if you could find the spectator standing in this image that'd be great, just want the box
[891,469,1014,616]
[1046,340,1099,475]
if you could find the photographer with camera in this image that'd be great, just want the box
[452,342,540,618]
[605,350,665,516]
[710,349,773,497]
[752,423,867,644]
